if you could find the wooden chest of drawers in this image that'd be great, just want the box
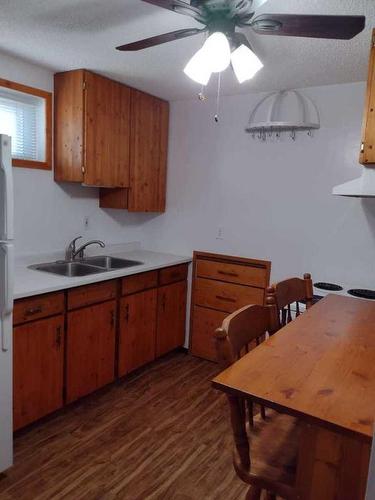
[190,251,271,361]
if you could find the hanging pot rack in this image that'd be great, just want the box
[245,89,320,141]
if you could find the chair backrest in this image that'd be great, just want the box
[214,304,270,370]
[266,273,313,333]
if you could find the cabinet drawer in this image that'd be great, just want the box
[14,292,64,325]
[191,306,228,362]
[122,271,158,295]
[196,259,268,288]
[67,280,117,310]
[159,264,188,286]
[194,278,264,313]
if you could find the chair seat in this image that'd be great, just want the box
[234,409,300,490]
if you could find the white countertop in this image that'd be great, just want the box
[14,245,191,300]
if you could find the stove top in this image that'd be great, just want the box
[313,281,375,301]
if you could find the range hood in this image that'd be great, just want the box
[332,167,375,197]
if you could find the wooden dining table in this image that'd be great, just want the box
[212,294,375,500]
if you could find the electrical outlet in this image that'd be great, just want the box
[84,216,89,230]
[216,227,224,240]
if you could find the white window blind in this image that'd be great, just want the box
[0,86,46,162]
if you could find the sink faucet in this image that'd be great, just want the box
[66,236,105,261]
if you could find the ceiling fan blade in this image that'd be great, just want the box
[250,14,366,40]
[141,0,205,22]
[116,28,205,51]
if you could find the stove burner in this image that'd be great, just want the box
[314,282,343,292]
[347,289,375,300]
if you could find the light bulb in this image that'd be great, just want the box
[231,44,263,83]
[202,32,231,73]
[184,48,212,85]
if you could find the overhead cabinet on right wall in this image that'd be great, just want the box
[100,88,169,212]
[360,29,375,164]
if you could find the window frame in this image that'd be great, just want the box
[0,78,52,170]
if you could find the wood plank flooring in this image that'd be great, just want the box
[0,352,248,500]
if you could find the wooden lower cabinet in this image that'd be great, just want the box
[13,264,189,429]
[190,252,271,361]
[156,281,187,357]
[191,306,228,362]
[13,315,64,431]
[66,300,116,403]
[118,289,157,376]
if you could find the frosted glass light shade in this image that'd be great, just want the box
[231,44,263,83]
[203,32,231,73]
[184,48,212,85]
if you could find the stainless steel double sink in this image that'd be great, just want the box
[29,256,144,277]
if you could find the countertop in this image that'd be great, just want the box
[14,245,191,300]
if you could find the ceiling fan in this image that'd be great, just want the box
[116,0,366,85]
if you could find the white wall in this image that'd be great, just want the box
[2,51,374,287]
[0,51,154,256]
[143,82,375,288]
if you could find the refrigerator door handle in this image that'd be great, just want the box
[0,243,14,352]
[0,135,14,241]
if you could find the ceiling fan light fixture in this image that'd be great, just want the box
[184,48,212,85]
[202,32,231,73]
[231,44,263,83]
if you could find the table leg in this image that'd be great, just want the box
[296,423,371,500]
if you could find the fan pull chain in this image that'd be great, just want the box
[198,84,206,102]
[215,72,221,123]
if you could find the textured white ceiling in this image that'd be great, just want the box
[0,0,374,100]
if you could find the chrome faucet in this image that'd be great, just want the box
[66,236,105,261]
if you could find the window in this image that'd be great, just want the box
[0,79,52,170]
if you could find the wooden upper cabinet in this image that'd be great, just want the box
[100,89,169,212]
[360,29,375,165]
[128,90,169,212]
[54,69,130,187]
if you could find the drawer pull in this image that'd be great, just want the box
[216,295,236,303]
[218,270,239,278]
[110,310,115,329]
[25,306,43,316]
[56,326,62,348]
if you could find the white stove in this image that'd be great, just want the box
[313,281,375,301]
[291,281,375,315]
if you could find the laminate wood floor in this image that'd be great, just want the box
[0,352,248,500]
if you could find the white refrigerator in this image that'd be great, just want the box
[0,134,14,473]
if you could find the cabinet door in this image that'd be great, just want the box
[13,315,64,430]
[84,71,130,187]
[360,29,375,164]
[54,70,85,183]
[156,281,187,357]
[128,90,169,212]
[191,306,228,362]
[66,300,116,403]
[118,289,157,377]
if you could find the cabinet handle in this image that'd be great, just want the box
[124,304,129,323]
[110,310,115,329]
[162,294,166,312]
[56,326,62,349]
[25,306,42,316]
[216,295,236,303]
[218,270,239,278]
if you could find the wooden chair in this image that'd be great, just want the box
[215,305,300,500]
[266,273,313,334]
